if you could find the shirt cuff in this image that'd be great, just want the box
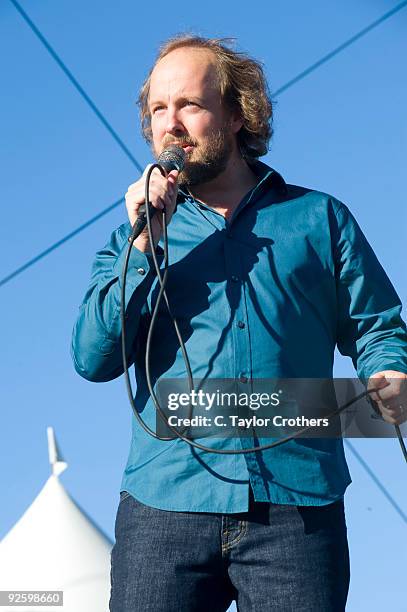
[363,363,407,380]
[112,240,165,281]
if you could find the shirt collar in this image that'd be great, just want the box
[178,159,287,204]
[247,159,288,196]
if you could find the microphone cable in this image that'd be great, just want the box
[120,167,407,461]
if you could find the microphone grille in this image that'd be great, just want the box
[158,145,186,172]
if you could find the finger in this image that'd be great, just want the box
[368,389,389,404]
[167,169,179,185]
[371,387,403,404]
[138,184,167,208]
[379,406,399,420]
[385,405,407,424]
[149,200,165,215]
[367,374,389,391]
[375,402,402,423]
[367,380,386,403]
[391,411,406,425]
[162,191,174,209]
[376,403,406,425]
[381,415,399,425]
[125,189,143,204]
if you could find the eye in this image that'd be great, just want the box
[152,105,165,114]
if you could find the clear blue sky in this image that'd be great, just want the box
[1,1,406,610]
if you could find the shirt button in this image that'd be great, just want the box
[231,275,239,282]
[239,374,248,383]
[237,320,246,329]
[137,267,146,276]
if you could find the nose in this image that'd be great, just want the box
[165,105,186,137]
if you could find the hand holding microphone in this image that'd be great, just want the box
[125,145,185,253]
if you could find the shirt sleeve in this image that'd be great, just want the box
[71,223,163,382]
[332,200,407,380]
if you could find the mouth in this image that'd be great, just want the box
[162,142,195,158]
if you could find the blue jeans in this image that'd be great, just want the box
[109,488,350,611]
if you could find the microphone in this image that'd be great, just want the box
[157,144,186,173]
[131,145,186,239]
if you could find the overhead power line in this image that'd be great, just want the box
[0,198,124,288]
[3,1,407,288]
[344,440,406,523]
[8,0,143,173]
[274,0,407,96]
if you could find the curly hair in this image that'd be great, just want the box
[137,34,274,161]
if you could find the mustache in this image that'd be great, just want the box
[162,136,198,148]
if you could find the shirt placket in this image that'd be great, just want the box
[225,192,274,497]
[223,227,251,387]
[189,192,270,494]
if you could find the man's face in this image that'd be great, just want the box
[148,47,242,186]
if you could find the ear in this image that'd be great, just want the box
[223,104,243,134]
[229,110,244,134]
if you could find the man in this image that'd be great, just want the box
[71,36,407,611]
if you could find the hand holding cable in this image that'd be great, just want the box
[367,371,407,426]
[125,165,179,252]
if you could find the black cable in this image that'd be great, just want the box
[121,169,407,456]
[3,1,407,287]
[395,425,407,463]
[121,164,195,441]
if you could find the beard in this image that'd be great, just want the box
[155,126,234,187]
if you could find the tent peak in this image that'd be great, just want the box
[47,427,68,476]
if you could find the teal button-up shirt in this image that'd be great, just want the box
[71,161,407,511]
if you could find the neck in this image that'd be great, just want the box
[186,152,258,218]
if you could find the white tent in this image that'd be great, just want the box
[0,428,113,611]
